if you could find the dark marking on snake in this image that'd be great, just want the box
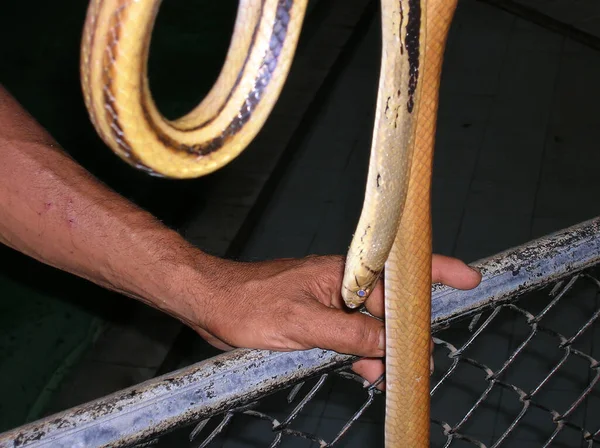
[405,0,421,113]
[175,0,269,131]
[142,0,293,158]
[399,0,405,55]
[362,263,379,276]
[384,96,391,118]
[360,225,372,243]
[104,93,161,176]
[376,173,382,188]
[101,2,161,176]
[106,0,293,169]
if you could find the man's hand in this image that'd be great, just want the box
[180,253,481,383]
[0,85,480,387]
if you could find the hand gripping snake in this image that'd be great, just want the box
[81,0,458,445]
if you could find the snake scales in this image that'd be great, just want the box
[81,0,458,445]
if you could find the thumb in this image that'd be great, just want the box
[294,301,385,357]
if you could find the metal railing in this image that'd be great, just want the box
[1,217,599,447]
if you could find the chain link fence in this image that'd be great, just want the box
[431,273,600,447]
[0,218,598,447]
[159,270,600,448]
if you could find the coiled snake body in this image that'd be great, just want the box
[81,0,458,445]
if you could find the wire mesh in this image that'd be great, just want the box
[430,271,600,447]
[147,268,599,448]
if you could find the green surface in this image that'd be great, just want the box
[0,0,237,431]
[0,246,110,430]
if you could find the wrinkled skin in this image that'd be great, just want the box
[190,254,481,386]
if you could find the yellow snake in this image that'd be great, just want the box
[81,0,458,445]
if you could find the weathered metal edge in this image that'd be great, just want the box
[431,217,600,329]
[1,217,599,448]
[1,349,355,448]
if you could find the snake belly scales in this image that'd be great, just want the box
[81,0,458,445]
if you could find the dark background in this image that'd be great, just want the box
[1,0,600,444]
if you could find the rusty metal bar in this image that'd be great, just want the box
[1,217,599,448]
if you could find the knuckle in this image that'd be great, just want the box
[362,323,381,349]
[272,301,313,350]
[336,317,378,354]
[300,256,345,298]
[355,318,382,353]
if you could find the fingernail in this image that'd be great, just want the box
[379,329,386,352]
[430,356,435,375]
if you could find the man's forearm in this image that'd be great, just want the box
[0,85,211,325]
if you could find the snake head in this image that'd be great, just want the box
[341,263,382,309]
